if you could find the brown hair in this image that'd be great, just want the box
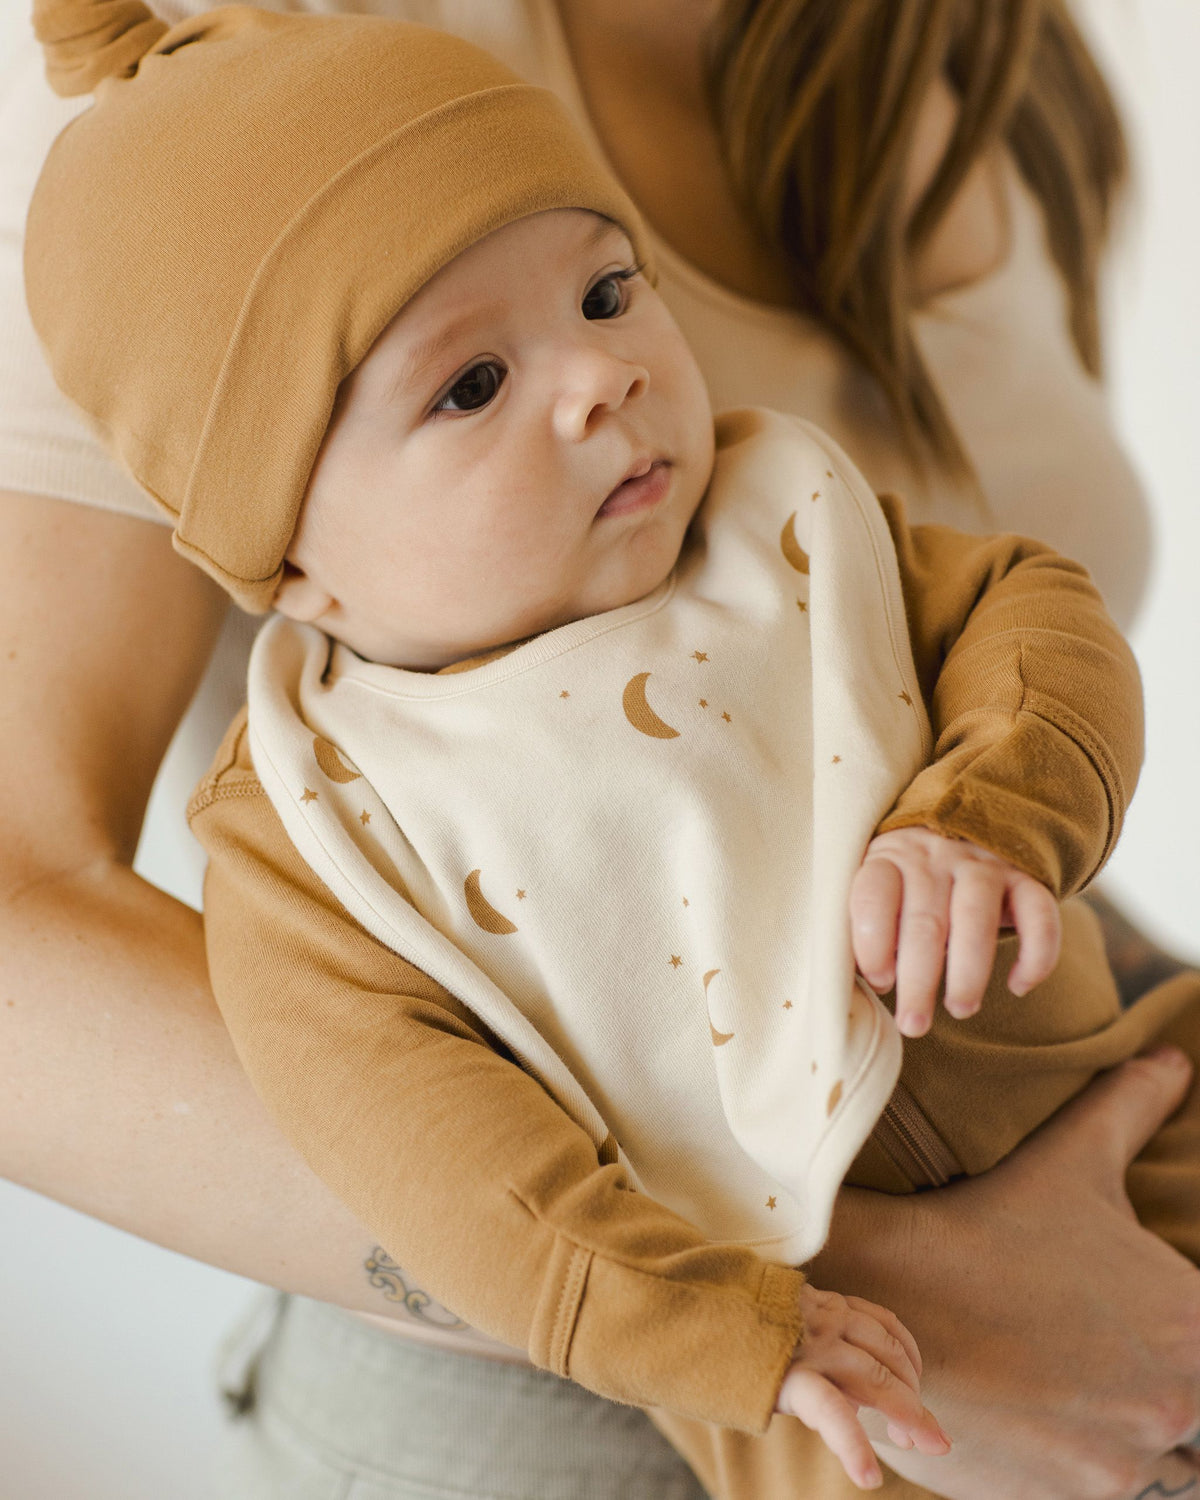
[704,0,1127,474]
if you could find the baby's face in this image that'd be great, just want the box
[278,209,715,669]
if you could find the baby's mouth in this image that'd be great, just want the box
[597,459,671,518]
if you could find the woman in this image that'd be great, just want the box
[4,1,1199,1496]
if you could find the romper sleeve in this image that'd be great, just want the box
[876,494,1144,897]
[187,710,805,1433]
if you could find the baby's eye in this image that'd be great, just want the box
[582,269,636,321]
[432,360,505,415]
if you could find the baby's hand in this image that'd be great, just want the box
[849,827,1061,1037]
[775,1283,951,1490]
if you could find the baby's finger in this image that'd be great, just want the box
[842,1294,923,1382]
[942,865,1004,1019]
[1005,878,1062,995]
[837,1304,921,1396]
[892,867,951,1036]
[814,1341,951,1458]
[849,858,903,992]
[776,1367,885,1490]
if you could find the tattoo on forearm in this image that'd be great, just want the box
[364,1247,468,1329]
[1134,1480,1198,1498]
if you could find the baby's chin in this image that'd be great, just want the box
[322,545,687,672]
[599,531,694,611]
[435,583,675,670]
[588,569,676,617]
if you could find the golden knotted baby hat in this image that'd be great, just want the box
[25,1,649,609]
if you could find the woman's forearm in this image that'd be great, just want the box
[0,489,468,1330]
[0,852,466,1328]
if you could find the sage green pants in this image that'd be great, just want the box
[214,1293,710,1499]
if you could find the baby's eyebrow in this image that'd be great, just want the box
[387,314,481,404]
[383,218,627,404]
[582,214,622,251]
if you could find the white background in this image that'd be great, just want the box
[0,3,1197,1496]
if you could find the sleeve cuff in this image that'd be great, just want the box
[531,1232,806,1432]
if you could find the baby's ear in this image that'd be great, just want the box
[272,561,333,623]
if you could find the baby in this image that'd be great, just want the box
[26,4,1163,1493]
[242,202,1074,1488]
[252,206,1077,1484]
[271,204,1062,1047]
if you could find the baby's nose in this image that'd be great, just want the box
[553,350,649,441]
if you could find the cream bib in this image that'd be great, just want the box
[247,409,931,1261]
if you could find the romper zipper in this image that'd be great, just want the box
[873,1080,964,1189]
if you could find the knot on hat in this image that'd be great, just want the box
[34,0,169,97]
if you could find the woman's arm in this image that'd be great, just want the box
[0,487,459,1317]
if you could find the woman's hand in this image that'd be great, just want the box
[808,1047,1200,1500]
